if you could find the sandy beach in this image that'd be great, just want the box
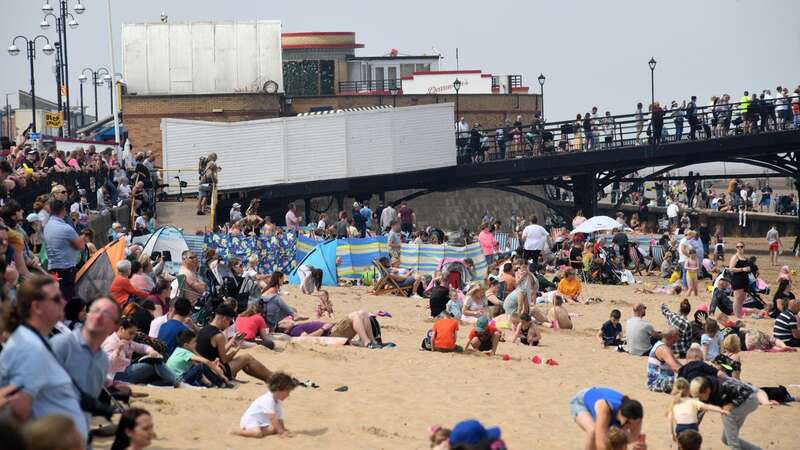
[94,250,800,450]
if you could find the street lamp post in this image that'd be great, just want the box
[42,0,84,136]
[453,78,462,121]
[77,72,86,126]
[537,73,546,121]
[41,8,78,136]
[7,35,55,134]
[81,67,108,122]
[389,87,398,108]
[53,41,64,136]
[648,57,657,109]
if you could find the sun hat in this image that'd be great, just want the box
[26,213,41,223]
[449,419,501,446]
[475,316,489,333]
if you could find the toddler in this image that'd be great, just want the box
[446,290,464,320]
[428,425,451,450]
[233,372,297,438]
[315,290,334,319]
[668,377,727,440]
[701,319,723,360]
[510,312,540,346]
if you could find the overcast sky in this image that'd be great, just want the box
[2,0,799,122]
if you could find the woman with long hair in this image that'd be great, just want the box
[111,408,155,450]
[728,241,751,318]
[263,271,284,296]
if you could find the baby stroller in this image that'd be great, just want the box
[437,257,471,291]
[589,251,622,285]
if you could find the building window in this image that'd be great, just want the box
[283,60,336,96]
[415,63,430,72]
[400,64,414,77]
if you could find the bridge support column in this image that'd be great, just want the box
[572,173,598,218]
[336,195,344,213]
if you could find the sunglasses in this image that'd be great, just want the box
[736,245,744,248]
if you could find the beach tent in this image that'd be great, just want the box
[571,216,631,234]
[142,226,190,261]
[289,239,338,286]
[75,236,127,301]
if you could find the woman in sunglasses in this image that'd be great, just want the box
[728,242,751,318]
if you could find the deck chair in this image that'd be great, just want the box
[647,245,665,273]
[371,259,413,297]
[628,244,645,275]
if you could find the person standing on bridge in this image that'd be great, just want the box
[635,103,645,145]
[671,101,685,142]
[686,96,700,140]
[650,102,665,145]
[456,117,470,159]
[739,91,752,134]
[582,113,593,151]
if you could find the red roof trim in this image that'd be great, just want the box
[281,32,356,37]
[511,86,530,93]
[282,43,365,49]
[412,70,481,76]
[481,74,493,78]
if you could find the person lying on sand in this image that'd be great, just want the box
[634,282,683,295]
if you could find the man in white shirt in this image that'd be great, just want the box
[666,201,680,227]
[380,203,397,233]
[521,215,549,272]
[456,117,470,151]
[285,203,301,233]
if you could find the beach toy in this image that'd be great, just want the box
[375,310,392,318]
[502,354,511,361]
[545,358,559,366]
[531,355,542,364]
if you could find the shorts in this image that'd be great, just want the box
[330,318,357,340]
[686,270,697,281]
[569,389,590,422]
[520,336,540,346]
[399,276,415,287]
[477,338,493,352]
[760,198,771,207]
[769,242,780,252]
[221,362,233,380]
[675,423,699,436]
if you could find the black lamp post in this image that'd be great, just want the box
[42,0,84,136]
[453,78,462,121]
[537,73,546,120]
[389,87,399,107]
[80,67,108,122]
[648,57,657,108]
[7,35,55,134]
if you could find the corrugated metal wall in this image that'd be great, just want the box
[161,103,455,194]
[122,21,284,95]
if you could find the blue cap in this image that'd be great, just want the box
[449,419,501,446]
[475,316,489,333]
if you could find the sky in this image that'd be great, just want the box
[2,0,799,124]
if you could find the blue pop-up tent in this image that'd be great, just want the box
[288,239,338,286]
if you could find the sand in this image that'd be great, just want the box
[94,250,800,450]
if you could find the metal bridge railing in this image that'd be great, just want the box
[338,79,403,94]
[455,95,800,164]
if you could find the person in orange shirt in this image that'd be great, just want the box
[110,259,150,306]
[557,268,583,303]
[431,311,461,352]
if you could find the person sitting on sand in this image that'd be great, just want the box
[165,329,229,388]
[677,345,727,382]
[598,309,624,347]
[234,302,275,350]
[428,277,451,318]
[634,281,683,295]
[431,311,461,352]
[509,312,541,346]
[102,317,178,387]
[233,372,296,438]
[709,277,734,315]
[195,305,273,383]
[625,303,661,356]
[463,285,489,318]
[557,268,583,303]
[569,386,645,450]
[668,377,729,442]
[465,316,501,355]
[646,327,683,393]
[547,295,573,330]
[315,290,334,319]
[485,275,504,306]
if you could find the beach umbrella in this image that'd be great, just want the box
[570,216,629,234]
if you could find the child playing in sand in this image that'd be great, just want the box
[446,290,464,320]
[700,319,723,361]
[431,311,461,352]
[685,248,700,297]
[465,316,501,355]
[234,372,296,438]
[315,290,334,319]
[509,312,541,346]
[547,295,573,330]
[668,377,728,441]
[598,309,624,348]
[428,426,451,450]
[605,426,629,450]
[714,333,742,379]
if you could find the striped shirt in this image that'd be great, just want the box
[773,310,798,343]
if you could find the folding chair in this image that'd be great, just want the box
[371,259,413,297]
[647,245,664,273]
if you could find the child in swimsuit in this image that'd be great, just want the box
[685,248,700,297]
[668,378,728,441]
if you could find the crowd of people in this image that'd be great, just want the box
[455,86,800,161]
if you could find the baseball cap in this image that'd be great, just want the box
[450,419,502,446]
[232,203,241,208]
[633,303,647,313]
[696,304,709,313]
[475,316,489,333]
[26,213,41,223]
[214,305,237,318]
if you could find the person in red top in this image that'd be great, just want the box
[397,201,415,235]
[465,316,501,355]
[234,303,275,350]
[110,260,150,306]
[431,312,460,352]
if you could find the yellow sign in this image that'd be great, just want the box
[45,111,64,128]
